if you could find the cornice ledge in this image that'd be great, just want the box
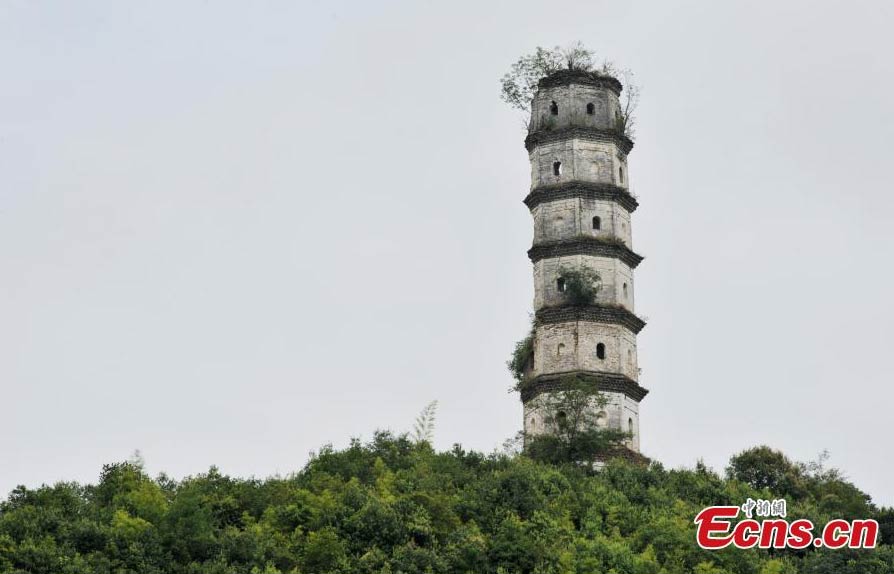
[519,370,649,402]
[525,127,634,154]
[524,181,639,213]
[535,304,646,334]
[527,237,644,268]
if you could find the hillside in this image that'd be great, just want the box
[0,434,891,574]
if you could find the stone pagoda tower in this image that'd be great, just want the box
[520,69,648,455]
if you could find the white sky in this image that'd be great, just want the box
[2,1,893,505]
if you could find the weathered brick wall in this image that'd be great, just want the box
[531,197,633,246]
[529,138,627,189]
[533,321,639,381]
[529,83,620,133]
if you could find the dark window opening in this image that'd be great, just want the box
[596,343,606,360]
[557,411,568,426]
[623,283,628,298]
[586,102,595,115]
[550,101,558,115]
[628,417,634,433]
[619,166,625,183]
[553,161,561,176]
[556,277,566,293]
[592,216,601,230]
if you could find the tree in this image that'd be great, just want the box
[726,446,806,498]
[525,375,630,464]
[500,43,640,138]
[499,46,564,118]
[301,528,347,574]
[614,68,641,139]
[0,436,889,573]
[560,40,595,72]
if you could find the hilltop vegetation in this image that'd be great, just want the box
[500,43,639,137]
[0,434,892,573]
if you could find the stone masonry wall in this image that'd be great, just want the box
[530,84,621,133]
[531,197,632,246]
[529,138,628,189]
[533,321,639,381]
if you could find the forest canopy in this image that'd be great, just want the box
[0,435,892,574]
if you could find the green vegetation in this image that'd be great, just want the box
[500,43,611,116]
[557,265,601,306]
[523,376,630,466]
[499,42,640,138]
[0,439,891,574]
[507,373,632,464]
[412,401,438,444]
[507,321,535,386]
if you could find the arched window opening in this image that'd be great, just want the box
[586,102,595,115]
[556,411,568,426]
[596,411,607,426]
[557,343,565,357]
[623,283,628,298]
[530,417,536,427]
[592,216,601,230]
[553,161,562,176]
[596,343,606,360]
[556,277,566,293]
[628,417,634,433]
[619,166,625,184]
[550,101,559,115]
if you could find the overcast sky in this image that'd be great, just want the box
[2,1,893,506]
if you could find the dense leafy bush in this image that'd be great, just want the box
[558,265,601,306]
[507,322,535,386]
[0,438,891,573]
